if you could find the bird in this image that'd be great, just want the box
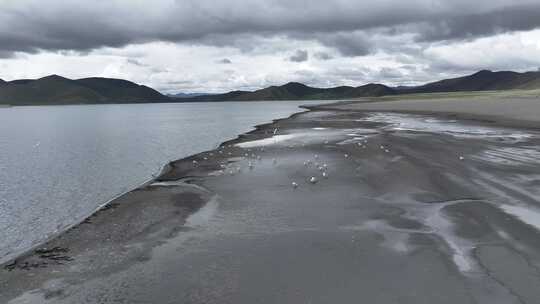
[292,182,299,189]
[309,177,318,184]
[322,172,328,179]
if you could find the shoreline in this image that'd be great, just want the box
[3,98,540,303]
[0,107,311,268]
[2,98,538,267]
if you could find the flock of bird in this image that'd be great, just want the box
[192,128,466,190]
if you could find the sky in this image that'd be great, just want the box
[1,0,540,93]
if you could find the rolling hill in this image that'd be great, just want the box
[186,70,540,102]
[1,70,540,105]
[400,70,540,94]
[188,82,396,101]
[0,75,170,105]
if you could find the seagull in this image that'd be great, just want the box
[292,182,299,189]
[344,154,349,158]
[322,172,328,179]
[459,156,465,160]
[309,176,318,184]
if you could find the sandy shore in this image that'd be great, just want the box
[316,92,540,129]
[2,98,540,303]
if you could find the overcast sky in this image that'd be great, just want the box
[1,0,540,93]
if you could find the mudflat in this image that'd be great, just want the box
[2,101,540,303]
[321,91,540,128]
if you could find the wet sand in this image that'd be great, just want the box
[319,93,540,129]
[2,103,540,303]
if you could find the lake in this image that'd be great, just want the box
[0,101,315,264]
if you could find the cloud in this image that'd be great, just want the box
[289,50,308,62]
[1,1,540,93]
[314,52,333,60]
[1,0,540,57]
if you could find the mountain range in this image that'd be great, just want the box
[0,75,169,105]
[1,70,539,105]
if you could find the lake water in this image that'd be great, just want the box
[0,101,315,264]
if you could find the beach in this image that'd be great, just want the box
[2,95,540,303]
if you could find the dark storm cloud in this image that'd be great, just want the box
[1,0,540,57]
[289,50,308,62]
[417,4,540,42]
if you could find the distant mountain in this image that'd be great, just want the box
[169,92,214,98]
[189,82,396,101]
[189,70,540,102]
[2,70,540,105]
[0,75,170,105]
[400,70,540,94]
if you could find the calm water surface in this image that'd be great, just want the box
[0,101,316,263]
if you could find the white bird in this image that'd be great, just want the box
[309,176,318,184]
[322,172,328,179]
[344,154,349,158]
[459,156,465,160]
[292,182,299,189]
